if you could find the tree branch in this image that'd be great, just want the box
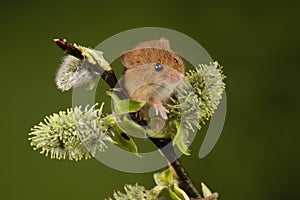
[149,137,201,198]
[54,39,202,198]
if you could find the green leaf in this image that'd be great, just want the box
[169,189,182,200]
[116,99,145,114]
[173,122,190,156]
[114,125,139,155]
[172,183,190,200]
[108,91,145,114]
[201,182,215,198]
[117,116,146,138]
[153,168,174,187]
[165,168,173,183]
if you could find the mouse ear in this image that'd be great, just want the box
[158,37,171,50]
[134,37,171,51]
[121,50,134,68]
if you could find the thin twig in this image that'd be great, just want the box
[54,39,202,198]
[54,39,84,60]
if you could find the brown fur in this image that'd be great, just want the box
[121,38,184,73]
[121,38,185,122]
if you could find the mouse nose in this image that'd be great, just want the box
[176,73,184,82]
[170,72,184,85]
[178,73,184,79]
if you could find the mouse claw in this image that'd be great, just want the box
[153,103,169,120]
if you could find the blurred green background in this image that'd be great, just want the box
[1,0,299,199]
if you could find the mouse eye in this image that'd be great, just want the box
[174,58,178,64]
[154,63,163,72]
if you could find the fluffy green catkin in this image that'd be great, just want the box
[28,104,115,160]
[165,61,226,132]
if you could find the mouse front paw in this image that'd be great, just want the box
[152,103,169,120]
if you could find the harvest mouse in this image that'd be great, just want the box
[121,38,185,124]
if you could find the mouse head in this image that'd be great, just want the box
[121,38,185,88]
[121,38,184,73]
